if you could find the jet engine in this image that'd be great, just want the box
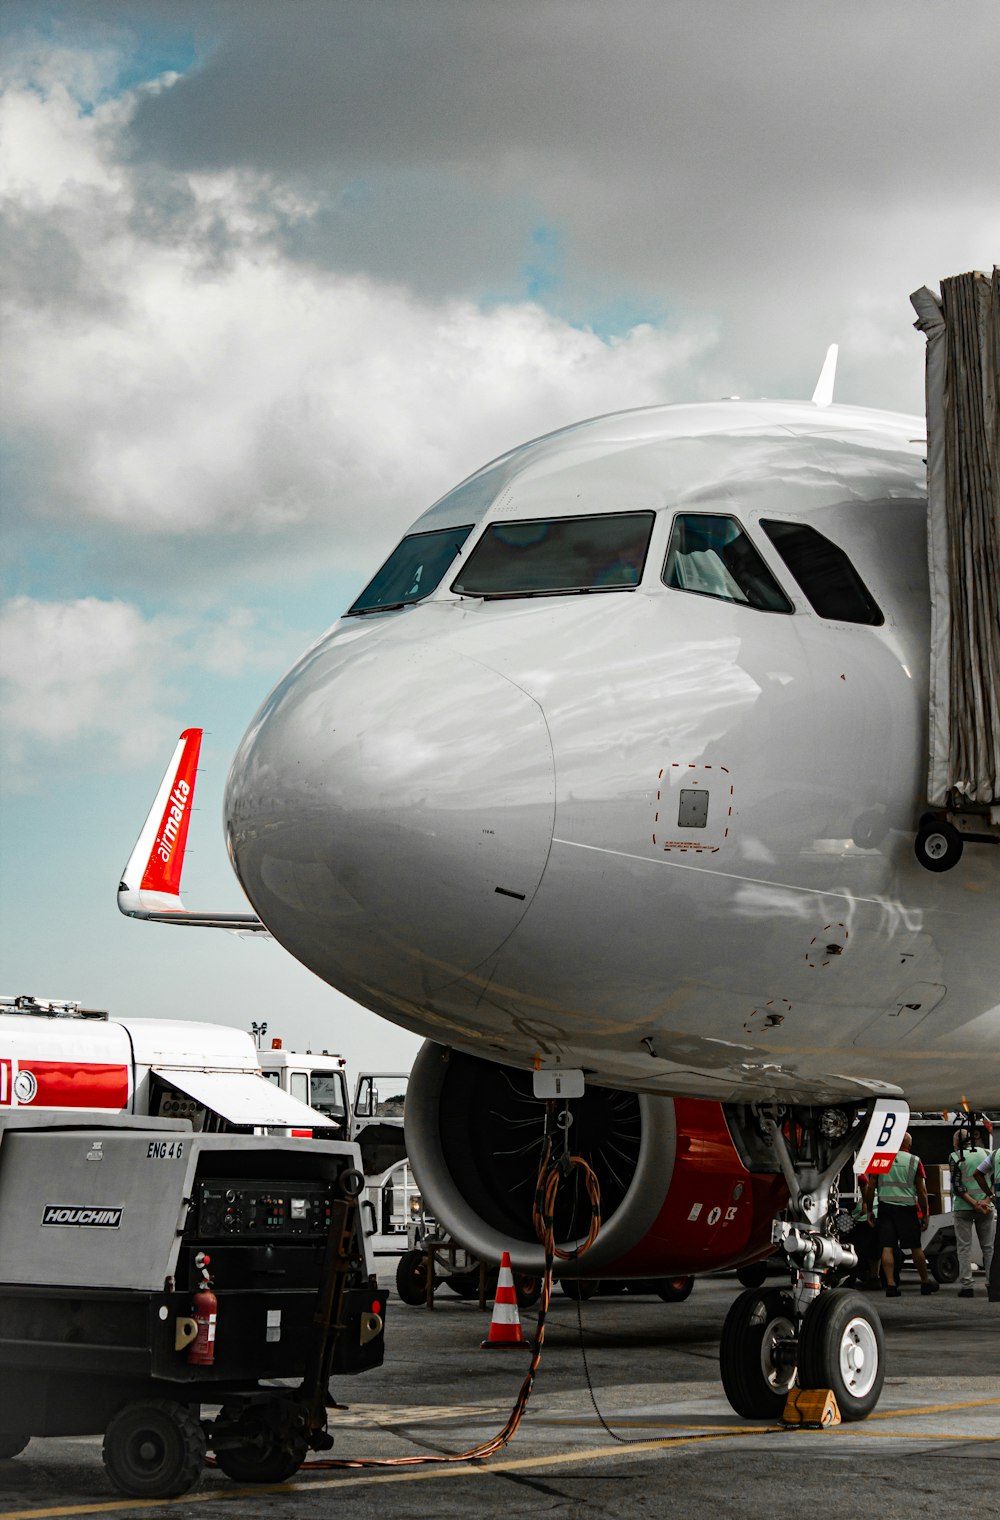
[406,1043,787,1277]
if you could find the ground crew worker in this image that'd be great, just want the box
[864,1132,939,1296]
[950,1125,997,1298]
[845,1187,880,1287]
[973,1149,1000,1303]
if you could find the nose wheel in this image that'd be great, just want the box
[720,1287,798,1419]
[797,1288,884,1420]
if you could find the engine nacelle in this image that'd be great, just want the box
[406,1043,787,1277]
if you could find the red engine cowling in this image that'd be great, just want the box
[406,1042,786,1277]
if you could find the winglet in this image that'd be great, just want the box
[811,344,838,408]
[118,728,267,933]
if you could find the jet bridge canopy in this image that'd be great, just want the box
[911,269,1000,813]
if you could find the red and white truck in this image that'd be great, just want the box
[2,999,416,1254]
[0,995,329,1135]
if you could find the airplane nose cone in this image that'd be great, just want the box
[225,632,555,1004]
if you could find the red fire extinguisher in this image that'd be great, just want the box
[188,1252,218,1366]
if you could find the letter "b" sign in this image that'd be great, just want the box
[854,1099,910,1175]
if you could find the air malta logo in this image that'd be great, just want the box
[155,778,191,866]
[42,1204,123,1228]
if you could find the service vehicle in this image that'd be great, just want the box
[256,1043,414,1253]
[0,996,328,1135]
[0,1109,386,1498]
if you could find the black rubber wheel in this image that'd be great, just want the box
[930,1249,959,1285]
[560,1277,599,1301]
[656,1275,695,1302]
[0,1433,29,1460]
[736,1263,770,1289]
[914,821,963,873]
[395,1248,433,1305]
[720,1287,798,1419]
[445,1270,480,1299]
[214,1432,307,1485]
[102,1400,205,1498]
[514,1272,542,1309]
[797,1289,885,1421]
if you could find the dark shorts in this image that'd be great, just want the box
[875,1202,921,1250]
[846,1220,880,1267]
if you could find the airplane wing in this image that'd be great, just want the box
[117,727,269,935]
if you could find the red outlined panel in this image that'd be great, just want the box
[653,763,734,854]
[0,1059,10,1105]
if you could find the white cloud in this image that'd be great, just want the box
[1,67,713,561]
[0,596,278,784]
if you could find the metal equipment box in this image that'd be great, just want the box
[0,1113,387,1497]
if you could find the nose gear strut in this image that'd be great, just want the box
[719,1101,888,1424]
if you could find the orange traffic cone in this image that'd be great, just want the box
[481,1251,530,1348]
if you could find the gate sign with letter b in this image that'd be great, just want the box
[853,1098,910,1175]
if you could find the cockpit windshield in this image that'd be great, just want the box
[348,525,474,615]
[663,513,794,614]
[452,512,654,598]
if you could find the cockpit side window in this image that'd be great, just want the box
[760,519,884,626]
[347,525,474,615]
[662,513,794,614]
[451,512,654,598]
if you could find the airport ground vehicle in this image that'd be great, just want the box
[258,1048,412,1252]
[2,999,419,1258]
[0,1110,385,1497]
[0,997,329,1133]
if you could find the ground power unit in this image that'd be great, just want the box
[0,1112,387,1497]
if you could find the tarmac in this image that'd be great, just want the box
[2,1268,998,1520]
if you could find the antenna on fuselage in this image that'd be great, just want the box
[811,344,838,408]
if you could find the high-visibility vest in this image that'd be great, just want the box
[877,1150,919,1206]
[974,1151,999,1202]
[950,1148,990,1213]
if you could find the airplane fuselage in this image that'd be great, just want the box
[225,400,1000,1109]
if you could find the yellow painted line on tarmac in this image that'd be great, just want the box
[848,1431,1000,1443]
[866,1395,1000,1420]
[4,1396,998,1520]
[0,1429,768,1520]
[535,1394,1000,1432]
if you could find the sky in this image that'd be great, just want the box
[1,0,998,1071]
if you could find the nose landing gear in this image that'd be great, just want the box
[720,1103,885,1423]
[720,1285,798,1419]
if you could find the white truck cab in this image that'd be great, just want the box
[254,1043,415,1253]
[257,1044,352,1140]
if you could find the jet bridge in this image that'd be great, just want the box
[911,269,1000,870]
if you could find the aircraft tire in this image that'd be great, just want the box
[797,1289,884,1421]
[914,821,963,872]
[736,1262,769,1289]
[719,1287,797,1420]
[0,1433,29,1460]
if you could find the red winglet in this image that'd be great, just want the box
[139,728,202,896]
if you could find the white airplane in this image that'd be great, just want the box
[122,358,1000,1421]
